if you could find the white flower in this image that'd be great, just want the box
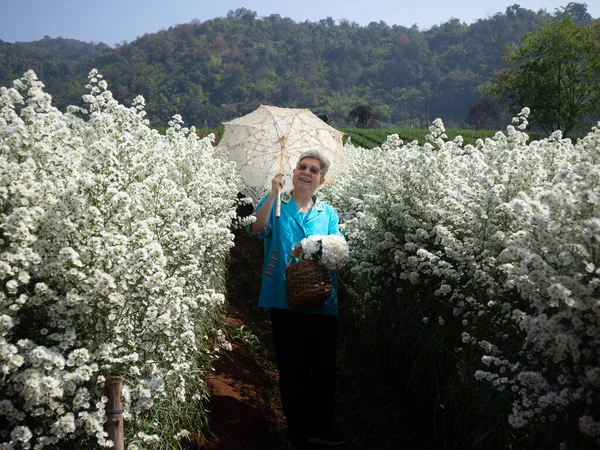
[578,415,600,437]
[298,235,350,271]
[0,69,241,448]
[173,429,191,440]
[6,279,18,294]
[51,413,76,436]
[10,426,33,443]
[323,118,600,441]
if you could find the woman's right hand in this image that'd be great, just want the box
[250,172,285,233]
[271,172,285,195]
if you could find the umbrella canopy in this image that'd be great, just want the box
[215,105,350,204]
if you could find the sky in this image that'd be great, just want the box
[1,0,598,46]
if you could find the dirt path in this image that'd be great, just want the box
[196,229,434,450]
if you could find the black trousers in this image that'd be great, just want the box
[270,308,338,444]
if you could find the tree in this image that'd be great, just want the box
[557,2,593,24]
[420,81,432,125]
[345,105,378,128]
[465,99,502,129]
[316,113,330,124]
[482,16,600,137]
[226,8,257,21]
[1,6,561,128]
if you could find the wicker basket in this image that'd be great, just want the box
[285,257,332,310]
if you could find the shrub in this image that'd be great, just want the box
[326,113,600,448]
[0,70,242,449]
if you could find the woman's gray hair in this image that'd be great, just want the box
[297,150,331,177]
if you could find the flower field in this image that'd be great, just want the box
[324,116,600,448]
[1,69,598,449]
[0,71,247,449]
[340,126,549,149]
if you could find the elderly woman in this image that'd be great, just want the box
[247,150,347,449]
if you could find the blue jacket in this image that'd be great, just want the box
[246,190,343,315]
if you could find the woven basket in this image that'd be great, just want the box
[285,258,332,310]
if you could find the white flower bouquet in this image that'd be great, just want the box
[298,234,350,271]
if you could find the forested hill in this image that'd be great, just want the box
[0,4,596,128]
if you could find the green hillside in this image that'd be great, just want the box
[1,4,596,129]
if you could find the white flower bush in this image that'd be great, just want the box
[0,70,243,448]
[325,113,600,447]
[298,235,350,271]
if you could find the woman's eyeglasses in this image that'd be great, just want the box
[296,163,321,176]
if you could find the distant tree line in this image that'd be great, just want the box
[0,3,596,130]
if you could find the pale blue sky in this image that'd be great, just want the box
[1,0,598,46]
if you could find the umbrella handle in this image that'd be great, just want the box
[275,136,285,219]
[275,187,281,218]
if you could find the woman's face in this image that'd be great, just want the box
[292,157,326,192]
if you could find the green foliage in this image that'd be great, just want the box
[345,104,378,128]
[482,15,600,137]
[0,37,109,108]
[345,278,579,449]
[345,283,521,449]
[0,6,567,129]
[225,324,262,356]
[465,99,502,130]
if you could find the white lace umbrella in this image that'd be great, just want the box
[215,105,350,215]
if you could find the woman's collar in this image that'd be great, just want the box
[281,190,324,211]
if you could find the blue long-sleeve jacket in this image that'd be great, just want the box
[246,190,343,315]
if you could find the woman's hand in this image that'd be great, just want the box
[271,172,285,195]
[250,172,285,233]
[290,246,302,258]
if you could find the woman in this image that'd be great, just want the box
[247,150,347,449]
